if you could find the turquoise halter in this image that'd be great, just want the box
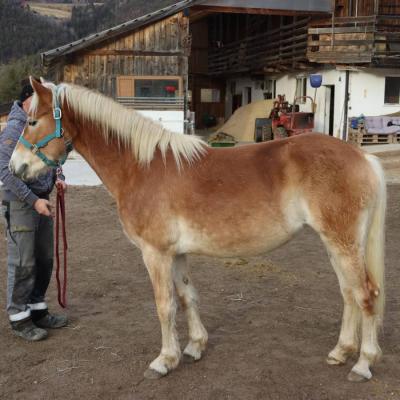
[19,87,72,168]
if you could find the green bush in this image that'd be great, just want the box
[0,55,43,104]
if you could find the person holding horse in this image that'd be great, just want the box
[0,82,68,341]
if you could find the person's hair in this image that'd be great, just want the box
[19,83,34,104]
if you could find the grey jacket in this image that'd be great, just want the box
[0,101,57,206]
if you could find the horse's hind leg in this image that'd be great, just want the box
[173,255,208,362]
[325,247,361,365]
[324,243,381,381]
[142,247,181,379]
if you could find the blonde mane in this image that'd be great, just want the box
[31,82,207,167]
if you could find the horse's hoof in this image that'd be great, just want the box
[326,356,345,366]
[347,370,371,383]
[144,368,165,380]
[183,353,197,364]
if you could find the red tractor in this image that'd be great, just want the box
[269,94,315,139]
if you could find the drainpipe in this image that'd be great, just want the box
[342,70,350,141]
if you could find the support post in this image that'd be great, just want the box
[342,70,350,141]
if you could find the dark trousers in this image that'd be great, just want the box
[2,200,53,318]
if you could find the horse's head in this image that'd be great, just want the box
[10,77,72,180]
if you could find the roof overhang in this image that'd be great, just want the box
[197,0,332,14]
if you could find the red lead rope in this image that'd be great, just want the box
[55,183,68,308]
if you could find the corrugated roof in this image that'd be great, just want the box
[42,0,202,67]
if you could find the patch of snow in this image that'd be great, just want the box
[63,156,102,186]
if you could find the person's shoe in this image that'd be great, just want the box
[10,317,48,341]
[31,309,68,329]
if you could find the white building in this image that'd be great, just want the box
[224,68,400,140]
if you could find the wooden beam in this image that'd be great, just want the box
[188,9,211,22]
[309,16,376,26]
[308,40,374,46]
[85,49,185,57]
[191,5,327,16]
[309,26,375,34]
[294,62,314,70]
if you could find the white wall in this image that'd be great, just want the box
[275,69,346,138]
[275,68,400,139]
[225,72,346,138]
[138,110,184,134]
[348,69,400,117]
[225,68,400,140]
[225,77,265,119]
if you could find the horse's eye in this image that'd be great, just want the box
[28,120,38,126]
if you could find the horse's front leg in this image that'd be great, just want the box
[173,254,208,362]
[142,247,181,379]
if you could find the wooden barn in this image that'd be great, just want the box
[41,0,331,132]
[41,0,400,137]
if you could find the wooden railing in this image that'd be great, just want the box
[307,15,400,66]
[116,97,185,110]
[208,18,310,75]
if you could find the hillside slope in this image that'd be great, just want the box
[0,0,72,64]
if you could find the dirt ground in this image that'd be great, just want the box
[0,185,399,400]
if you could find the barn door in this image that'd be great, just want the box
[232,94,242,114]
[323,85,335,136]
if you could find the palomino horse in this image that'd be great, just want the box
[10,78,386,382]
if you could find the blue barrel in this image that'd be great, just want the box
[310,74,322,88]
[351,117,358,129]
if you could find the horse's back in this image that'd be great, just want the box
[198,133,369,194]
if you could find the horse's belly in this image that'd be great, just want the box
[175,216,300,257]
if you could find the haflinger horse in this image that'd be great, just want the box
[10,77,385,382]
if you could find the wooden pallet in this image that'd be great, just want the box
[391,133,400,144]
[347,129,395,145]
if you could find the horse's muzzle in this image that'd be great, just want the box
[9,160,28,179]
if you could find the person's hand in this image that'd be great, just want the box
[56,179,67,193]
[34,198,52,217]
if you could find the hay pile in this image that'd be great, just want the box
[217,100,274,142]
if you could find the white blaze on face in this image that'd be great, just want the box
[9,146,49,180]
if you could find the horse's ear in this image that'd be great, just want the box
[30,76,52,105]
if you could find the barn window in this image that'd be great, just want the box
[117,76,182,98]
[263,79,276,100]
[200,88,220,103]
[135,79,180,98]
[295,76,307,103]
[384,77,400,104]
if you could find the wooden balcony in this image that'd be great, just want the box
[307,15,400,66]
[116,97,185,110]
[208,18,310,75]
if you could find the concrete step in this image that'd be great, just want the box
[380,159,400,169]
[362,144,400,160]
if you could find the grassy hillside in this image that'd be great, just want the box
[27,2,104,20]
[27,2,75,19]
